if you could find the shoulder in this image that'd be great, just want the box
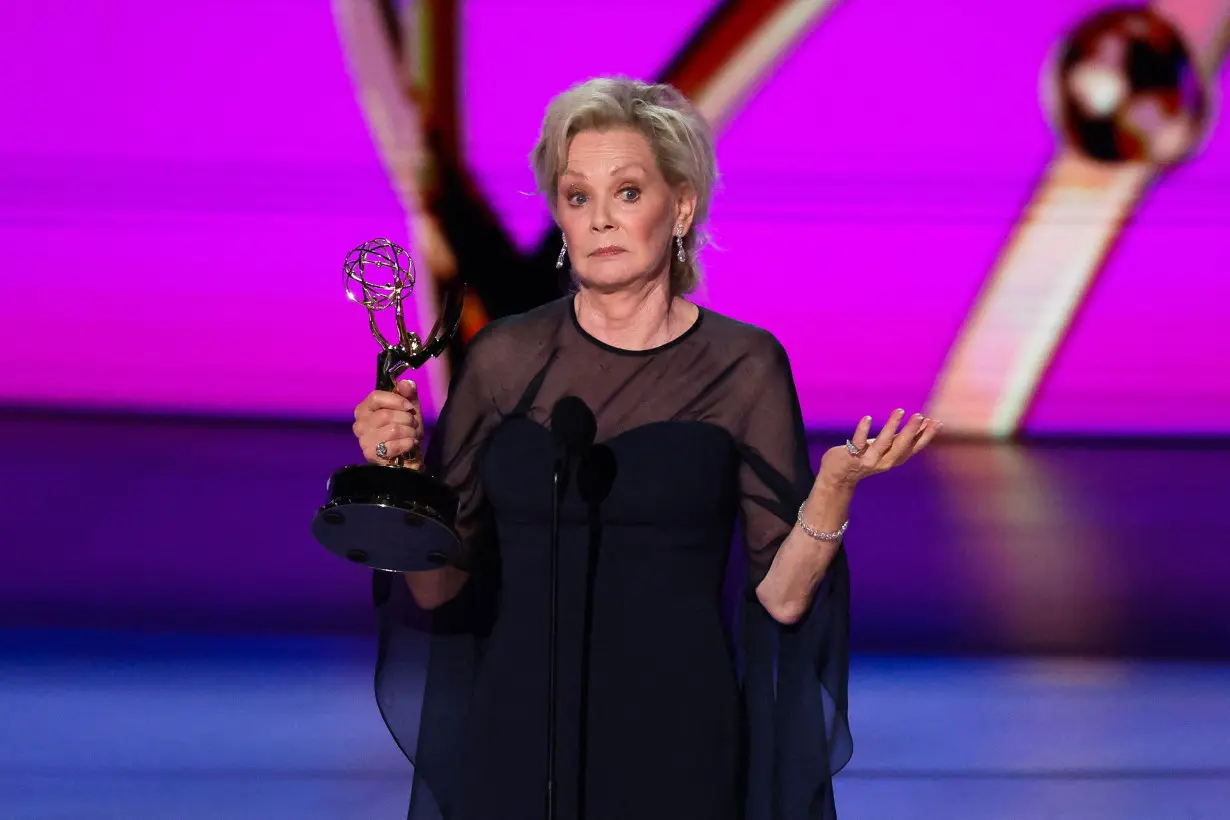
[469,296,570,341]
[454,296,571,380]
[697,306,792,372]
[694,307,802,428]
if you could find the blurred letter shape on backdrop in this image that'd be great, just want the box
[926,1,1227,438]
[330,0,844,393]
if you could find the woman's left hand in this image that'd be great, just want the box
[817,409,942,490]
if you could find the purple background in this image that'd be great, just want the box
[1,0,1227,432]
[2,10,1228,818]
[3,409,1228,656]
[0,0,1227,651]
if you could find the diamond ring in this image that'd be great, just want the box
[375,441,388,460]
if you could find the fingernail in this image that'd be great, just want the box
[863,415,872,423]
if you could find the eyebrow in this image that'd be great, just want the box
[560,163,648,179]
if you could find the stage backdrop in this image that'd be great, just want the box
[1,0,1227,435]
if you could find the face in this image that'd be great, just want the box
[556,128,695,292]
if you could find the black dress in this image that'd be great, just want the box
[373,296,852,820]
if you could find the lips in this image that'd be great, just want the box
[591,247,626,256]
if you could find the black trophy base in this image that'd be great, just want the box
[311,464,461,573]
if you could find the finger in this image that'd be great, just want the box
[387,409,417,429]
[358,389,413,419]
[363,408,414,433]
[883,413,925,463]
[910,419,942,455]
[375,422,417,445]
[387,437,419,460]
[357,415,413,456]
[394,379,418,402]
[364,435,418,464]
[850,415,873,450]
[394,381,421,424]
[867,409,905,459]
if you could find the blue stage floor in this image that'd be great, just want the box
[4,415,1229,817]
[3,631,1228,819]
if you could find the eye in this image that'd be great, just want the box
[618,187,641,202]
[566,191,588,207]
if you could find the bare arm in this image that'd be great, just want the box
[352,378,477,610]
[404,566,470,610]
[756,410,940,625]
[755,476,854,624]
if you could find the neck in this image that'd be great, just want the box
[574,277,693,351]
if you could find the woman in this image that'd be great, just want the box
[352,77,941,820]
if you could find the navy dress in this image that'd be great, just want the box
[372,296,852,820]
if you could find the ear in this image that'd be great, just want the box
[674,183,698,235]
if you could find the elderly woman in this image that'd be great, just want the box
[352,77,940,820]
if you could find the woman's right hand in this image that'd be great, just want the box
[353,379,423,468]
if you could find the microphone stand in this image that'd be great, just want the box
[545,396,595,820]
[547,452,565,820]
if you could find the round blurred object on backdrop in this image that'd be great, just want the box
[1045,5,1213,165]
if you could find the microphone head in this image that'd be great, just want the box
[550,395,597,454]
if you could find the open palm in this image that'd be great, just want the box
[818,409,942,489]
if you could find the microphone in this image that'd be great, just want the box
[546,396,595,820]
[550,395,597,463]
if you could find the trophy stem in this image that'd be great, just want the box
[376,349,398,393]
[375,349,411,468]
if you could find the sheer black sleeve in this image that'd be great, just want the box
[420,325,501,574]
[733,331,816,588]
[373,323,504,820]
[732,331,853,820]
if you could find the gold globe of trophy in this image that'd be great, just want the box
[311,238,465,572]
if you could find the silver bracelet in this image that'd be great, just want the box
[796,503,848,541]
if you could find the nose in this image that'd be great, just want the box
[588,198,615,233]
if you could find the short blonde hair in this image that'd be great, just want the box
[530,77,718,295]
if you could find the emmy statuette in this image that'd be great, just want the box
[311,238,465,572]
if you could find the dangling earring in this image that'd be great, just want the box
[556,234,568,269]
[675,225,687,263]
